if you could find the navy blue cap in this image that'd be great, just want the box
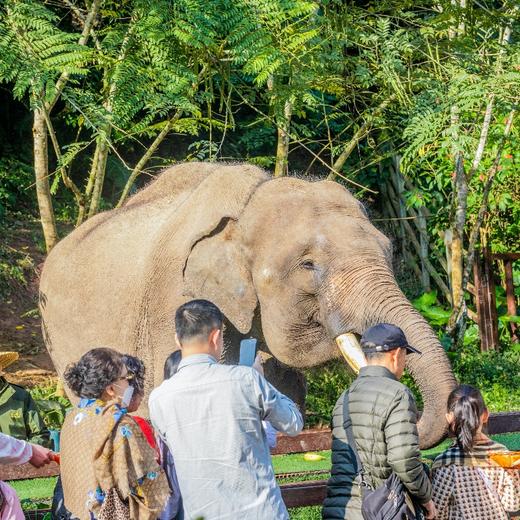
[360,323,421,355]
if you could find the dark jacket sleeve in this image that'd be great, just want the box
[384,388,431,504]
[24,393,51,448]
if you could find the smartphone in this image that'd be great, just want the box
[239,338,258,366]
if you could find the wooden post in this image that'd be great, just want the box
[390,156,406,259]
[474,248,499,351]
[503,258,518,342]
[391,158,430,293]
[417,211,431,292]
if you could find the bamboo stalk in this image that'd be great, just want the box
[327,97,394,181]
[468,96,494,179]
[383,192,446,297]
[116,111,182,207]
[449,109,516,331]
[386,183,451,301]
[396,201,449,275]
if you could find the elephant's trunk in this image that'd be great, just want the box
[323,263,456,449]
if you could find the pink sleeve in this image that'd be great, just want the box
[0,433,32,464]
[0,481,25,519]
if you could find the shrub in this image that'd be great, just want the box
[305,360,354,428]
[304,344,519,429]
[0,157,35,220]
[30,383,71,430]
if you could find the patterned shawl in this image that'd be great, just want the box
[61,399,170,520]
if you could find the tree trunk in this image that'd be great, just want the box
[33,108,58,252]
[327,96,394,181]
[88,134,110,217]
[449,105,466,307]
[274,99,292,177]
[117,111,182,207]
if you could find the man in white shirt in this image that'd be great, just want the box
[150,299,303,520]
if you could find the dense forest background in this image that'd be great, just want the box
[0,0,519,416]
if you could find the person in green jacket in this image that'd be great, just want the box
[0,352,51,447]
[322,324,436,520]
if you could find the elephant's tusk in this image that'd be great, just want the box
[335,333,367,374]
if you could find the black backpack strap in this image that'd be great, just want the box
[342,390,370,491]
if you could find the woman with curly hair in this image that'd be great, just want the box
[59,347,169,520]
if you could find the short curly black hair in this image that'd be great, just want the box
[64,347,124,399]
[122,354,145,396]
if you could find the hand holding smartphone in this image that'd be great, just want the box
[239,338,257,366]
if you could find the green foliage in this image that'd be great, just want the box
[30,383,71,430]
[412,289,520,348]
[0,0,91,101]
[0,158,35,219]
[412,291,451,327]
[0,238,34,297]
[449,344,520,412]
[305,360,354,428]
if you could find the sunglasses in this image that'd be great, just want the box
[116,372,134,382]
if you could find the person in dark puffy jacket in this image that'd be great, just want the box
[322,323,436,520]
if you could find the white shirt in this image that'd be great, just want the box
[149,354,303,520]
[0,432,32,464]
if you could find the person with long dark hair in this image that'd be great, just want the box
[59,348,170,520]
[431,385,520,519]
[158,350,183,520]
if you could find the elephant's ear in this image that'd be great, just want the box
[183,218,257,333]
[141,163,266,343]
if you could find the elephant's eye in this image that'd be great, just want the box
[301,260,315,270]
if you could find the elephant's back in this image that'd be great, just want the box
[39,161,271,398]
[40,162,215,288]
[123,162,218,209]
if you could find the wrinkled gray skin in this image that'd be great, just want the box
[40,162,455,448]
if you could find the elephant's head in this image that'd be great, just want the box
[183,174,455,448]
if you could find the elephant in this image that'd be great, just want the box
[39,162,456,448]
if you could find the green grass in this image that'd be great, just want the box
[9,477,56,501]
[273,450,331,474]
[290,505,322,519]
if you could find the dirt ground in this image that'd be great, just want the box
[0,219,57,387]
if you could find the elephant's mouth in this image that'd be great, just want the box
[290,304,324,336]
